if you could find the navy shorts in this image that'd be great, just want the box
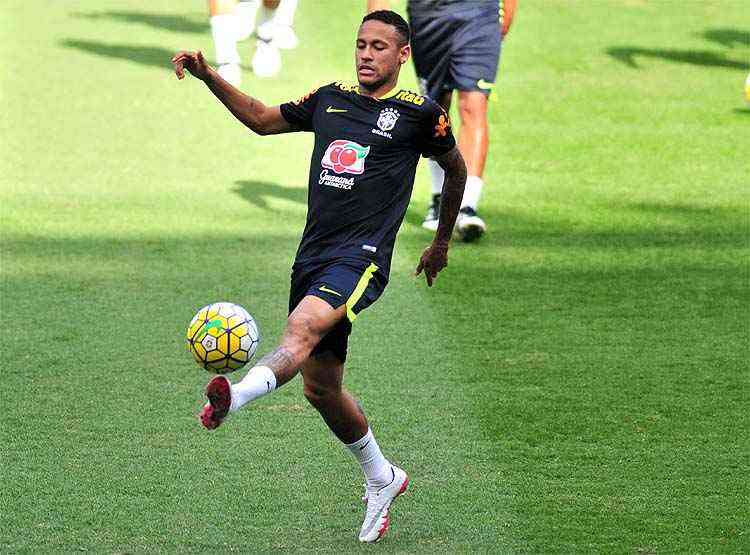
[288,258,387,362]
[409,3,502,100]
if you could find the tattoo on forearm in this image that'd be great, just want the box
[258,347,296,373]
[434,147,467,243]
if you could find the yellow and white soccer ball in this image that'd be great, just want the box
[186,302,260,373]
[745,73,750,106]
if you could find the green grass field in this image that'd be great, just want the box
[2,1,749,552]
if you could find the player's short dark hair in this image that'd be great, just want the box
[362,10,410,47]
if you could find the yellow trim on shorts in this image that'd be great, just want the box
[346,263,379,322]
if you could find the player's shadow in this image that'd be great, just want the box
[72,11,206,34]
[60,39,175,70]
[233,180,307,212]
[607,46,747,70]
[701,28,749,49]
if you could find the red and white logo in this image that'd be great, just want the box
[321,140,370,174]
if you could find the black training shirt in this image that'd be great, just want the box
[280,82,455,278]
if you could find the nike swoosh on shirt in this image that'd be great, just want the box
[319,285,342,297]
[326,106,348,113]
[477,79,495,90]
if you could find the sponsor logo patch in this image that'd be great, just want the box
[321,139,370,175]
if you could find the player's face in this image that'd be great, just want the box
[356,20,410,91]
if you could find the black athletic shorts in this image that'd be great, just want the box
[288,257,387,362]
[409,3,502,101]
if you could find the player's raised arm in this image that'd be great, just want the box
[171,50,293,136]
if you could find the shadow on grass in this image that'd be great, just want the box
[233,180,307,211]
[72,11,206,34]
[701,28,750,49]
[607,46,747,70]
[60,39,175,70]
[399,201,750,250]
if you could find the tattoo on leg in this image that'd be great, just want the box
[258,347,296,374]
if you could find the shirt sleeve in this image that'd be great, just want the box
[279,86,322,132]
[419,100,457,158]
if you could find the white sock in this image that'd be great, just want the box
[210,14,241,65]
[428,158,445,195]
[461,175,484,210]
[273,0,297,27]
[255,5,276,41]
[229,365,277,412]
[345,428,393,488]
[235,0,260,41]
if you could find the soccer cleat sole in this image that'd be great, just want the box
[200,375,232,430]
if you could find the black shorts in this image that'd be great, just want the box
[288,258,387,362]
[409,3,502,101]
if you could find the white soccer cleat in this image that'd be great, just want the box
[273,25,299,50]
[217,63,241,87]
[456,206,486,242]
[252,39,282,77]
[358,466,409,543]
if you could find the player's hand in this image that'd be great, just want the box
[171,50,211,82]
[415,240,449,287]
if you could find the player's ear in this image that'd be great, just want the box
[399,44,410,65]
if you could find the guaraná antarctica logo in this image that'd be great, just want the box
[321,139,370,175]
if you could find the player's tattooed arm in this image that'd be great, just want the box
[171,50,293,135]
[434,146,467,244]
[415,146,466,286]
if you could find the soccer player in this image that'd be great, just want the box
[172,10,466,543]
[369,0,516,241]
[209,0,298,85]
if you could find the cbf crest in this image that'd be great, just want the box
[377,107,400,132]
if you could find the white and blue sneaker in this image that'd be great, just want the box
[456,206,486,242]
[359,466,409,543]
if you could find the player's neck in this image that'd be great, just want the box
[359,79,399,100]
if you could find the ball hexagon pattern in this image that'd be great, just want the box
[186,302,260,373]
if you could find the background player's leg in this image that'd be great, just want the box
[457,90,489,205]
[251,0,299,68]
[270,0,299,50]
[452,90,490,241]
[208,0,242,86]
[301,352,394,487]
[235,0,260,41]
